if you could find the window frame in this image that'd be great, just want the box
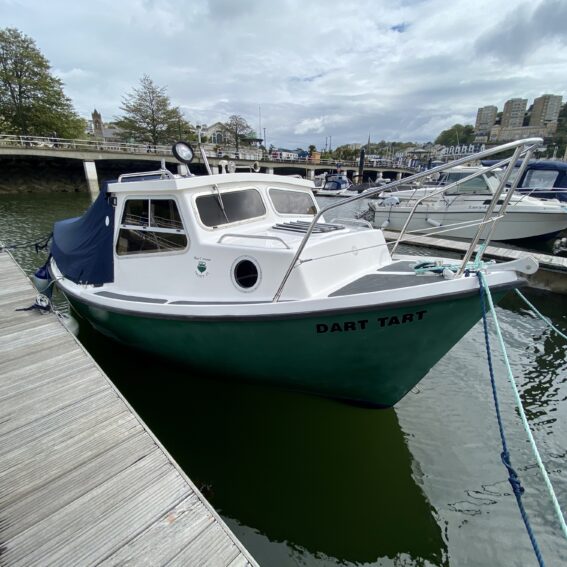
[115,195,189,258]
[268,187,318,216]
[194,186,267,230]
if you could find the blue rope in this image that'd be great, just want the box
[478,274,545,567]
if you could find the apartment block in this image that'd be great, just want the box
[474,105,498,133]
[529,94,563,127]
[501,98,528,128]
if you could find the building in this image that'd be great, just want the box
[489,123,558,143]
[475,105,498,134]
[87,110,123,141]
[530,94,563,127]
[501,98,528,128]
[201,122,230,145]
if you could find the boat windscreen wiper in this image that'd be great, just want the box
[213,184,229,223]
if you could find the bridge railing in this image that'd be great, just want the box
[0,134,174,155]
[0,133,418,171]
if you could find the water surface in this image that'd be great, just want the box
[1,190,566,566]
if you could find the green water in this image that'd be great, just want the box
[1,192,566,566]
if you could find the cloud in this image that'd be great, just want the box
[474,0,567,63]
[1,0,566,147]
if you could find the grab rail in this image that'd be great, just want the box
[272,138,543,302]
[218,233,291,249]
[330,217,373,229]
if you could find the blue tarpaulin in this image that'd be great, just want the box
[51,181,115,284]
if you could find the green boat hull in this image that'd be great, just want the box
[68,290,503,407]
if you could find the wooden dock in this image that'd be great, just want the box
[384,230,567,294]
[0,251,258,566]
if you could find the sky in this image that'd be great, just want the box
[2,0,567,150]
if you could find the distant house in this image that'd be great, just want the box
[202,122,230,145]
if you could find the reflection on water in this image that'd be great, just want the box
[2,191,567,565]
[78,321,447,566]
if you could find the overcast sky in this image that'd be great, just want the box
[2,0,567,149]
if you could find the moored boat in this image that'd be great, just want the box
[45,140,541,407]
[368,165,567,241]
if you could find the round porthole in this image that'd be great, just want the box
[232,257,261,291]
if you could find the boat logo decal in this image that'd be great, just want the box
[195,256,211,277]
[316,310,427,333]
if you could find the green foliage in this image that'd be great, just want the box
[222,115,253,150]
[0,27,84,137]
[308,144,317,155]
[115,75,190,145]
[434,124,475,146]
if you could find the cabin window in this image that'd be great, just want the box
[443,173,491,195]
[269,188,317,215]
[521,169,559,189]
[196,188,266,227]
[117,198,188,256]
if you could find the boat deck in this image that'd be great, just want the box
[383,230,567,294]
[330,261,441,295]
[0,250,258,566]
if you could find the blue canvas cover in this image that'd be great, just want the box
[517,161,567,201]
[51,181,115,284]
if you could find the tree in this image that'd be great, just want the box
[308,144,317,155]
[115,75,190,145]
[435,124,475,147]
[0,27,85,137]
[222,115,253,152]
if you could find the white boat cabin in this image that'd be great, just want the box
[108,172,390,302]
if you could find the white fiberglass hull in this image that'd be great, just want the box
[372,207,567,240]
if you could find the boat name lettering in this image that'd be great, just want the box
[316,310,427,334]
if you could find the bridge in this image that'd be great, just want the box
[0,134,416,193]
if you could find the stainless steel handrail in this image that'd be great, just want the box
[271,138,543,302]
[218,233,291,249]
[389,155,525,255]
[118,168,175,182]
[330,217,373,229]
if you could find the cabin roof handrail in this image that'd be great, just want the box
[117,169,175,182]
[217,233,291,249]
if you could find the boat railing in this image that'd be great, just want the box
[117,167,175,182]
[218,233,291,249]
[329,217,373,229]
[272,138,543,302]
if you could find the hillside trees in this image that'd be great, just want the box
[434,124,475,146]
[0,27,84,137]
[115,75,191,145]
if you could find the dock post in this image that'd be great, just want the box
[306,169,315,180]
[83,160,99,196]
[267,167,274,174]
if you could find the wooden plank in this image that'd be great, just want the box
[0,250,258,566]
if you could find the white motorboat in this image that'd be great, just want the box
[315,172,352,197]
[43,140,541,407]
[369,165,567,241]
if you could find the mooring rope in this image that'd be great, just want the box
[0,232,52,253]
[478,271,567,565]
[514,289,567,342]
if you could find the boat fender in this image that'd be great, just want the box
[31,259,53,297]
[382,196,399,207]
[380,219,390,229]
[426,218,442,227]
